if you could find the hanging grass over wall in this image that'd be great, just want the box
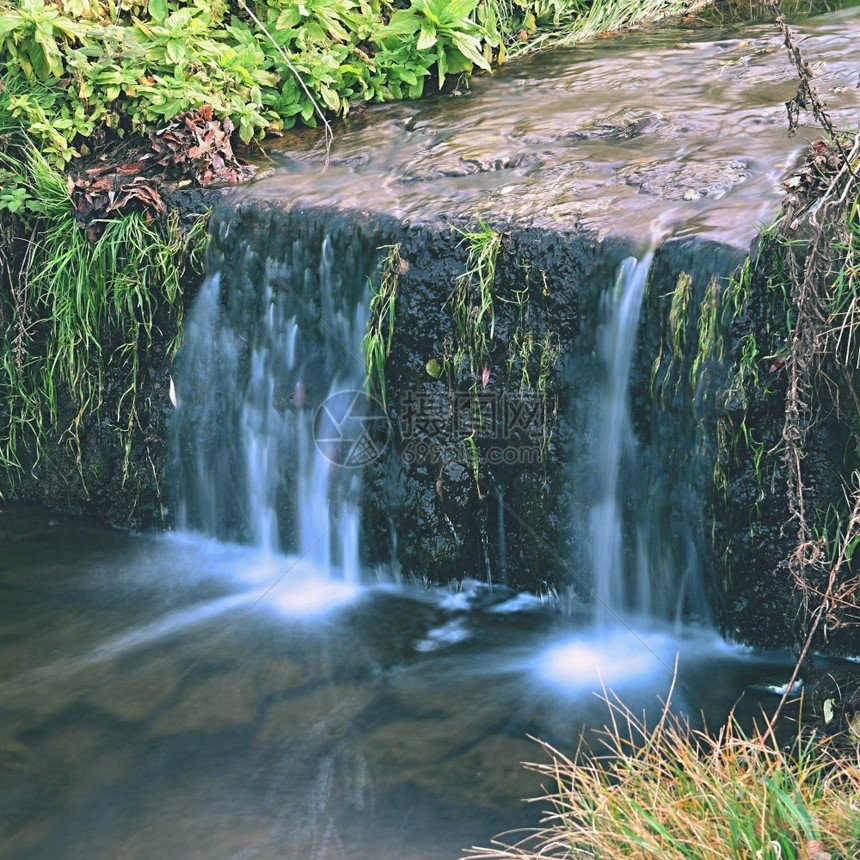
[0,141,207,489]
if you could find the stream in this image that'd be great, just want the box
[3,6,860,859]
[0,505,819,860]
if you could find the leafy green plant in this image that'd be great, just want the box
[375,0,495,88]
[0,168,38,215]
[0,0,86,80]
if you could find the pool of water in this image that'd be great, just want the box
[0,505,831,860]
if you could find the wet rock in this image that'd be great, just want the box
[565,107,670,141]
[618,158,750,200]
[419,733,540,811]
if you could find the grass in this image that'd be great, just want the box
[362,242,402,408]
[829,193,860,374]
[690,275,723,412]
[0,140,207,486]
[497,0,707,58]
[695,0,855,25]
[451,219,501,384]
[465,690,860,860]
[650,271,693,402]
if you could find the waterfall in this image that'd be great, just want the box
[170,218,374,582]
[169,206,714,620]
[589,255,652,624]
[585,253,706,627]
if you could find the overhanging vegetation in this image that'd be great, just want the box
[0,0,704,166]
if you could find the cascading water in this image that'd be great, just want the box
[170,216,375,583]
[538,249,717,692]
[171,217,708,623]
[589,254,653,625]
[582,252,709,628]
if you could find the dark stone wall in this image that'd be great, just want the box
[709,237,857,652]
[9,186,852,651]
[0,187,230,530]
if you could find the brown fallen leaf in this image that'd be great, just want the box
[806,839,831,860]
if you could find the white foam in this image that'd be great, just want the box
[415,620,471,652]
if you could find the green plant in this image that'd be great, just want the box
[493,0,697,58]
[690,275,723,410]
[651,271,693,401]
[375,0,495,89]
[0,168,38,216]
[467,690,860,860]
[448,219,501,383]
[362,242,402,408]
[0,140,208,484]
[828,193,860,371]
[0,0,86,80]
[669,272,692,359]
[463,432,482,496]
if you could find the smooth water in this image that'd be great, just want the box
[171,230,371,578]
[249,7,860,246]
[0,506,818,860]
[589,255,656,624]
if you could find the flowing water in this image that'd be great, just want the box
[4,7,860,859]
[589,255,656,624]
[253,5,860,245]
[0,505,824,860]
[170,225,373,575]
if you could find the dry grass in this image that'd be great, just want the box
[464,690,860,860]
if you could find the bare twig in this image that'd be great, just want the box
[767,475,860,731]
[765,0,856,177]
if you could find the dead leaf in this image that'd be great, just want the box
[769,355,787,374]
[806,840,831,860]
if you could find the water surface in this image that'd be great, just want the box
[0,505,820,860]
[250,6,860,247]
